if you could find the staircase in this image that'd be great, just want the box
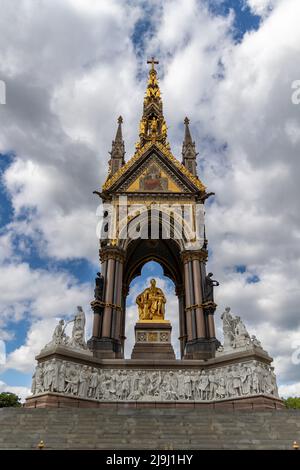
[0,408,299,450]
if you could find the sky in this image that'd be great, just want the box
[0,0,300,401]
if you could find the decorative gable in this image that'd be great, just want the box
[102,143,206,194]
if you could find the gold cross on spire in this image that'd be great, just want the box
[147,57,159,71]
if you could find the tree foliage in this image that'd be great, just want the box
[0,392,22,408]
[284,397,300,409]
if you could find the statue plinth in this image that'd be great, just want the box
[131,321,175,360]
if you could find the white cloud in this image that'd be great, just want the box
[0,262,92,321]
[279,382,300,398]
[0,380,30,403]
[245,0,281,17]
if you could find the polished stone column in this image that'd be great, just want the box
[207,313,216,338]
[187,260,197,339]
[192,258,206,338]
[183,260,193,341]
[110,259,119,339]
[88,246,125,358]
[176,285,186,358]
[114,259,124,341]
[102,257,115,337]
[120,284,128,352]
[182,248,219,359]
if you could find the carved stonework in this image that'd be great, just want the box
[137,332,147,342]
[135,329,171,344]
[30,359,279,402]
[42,307,87,353]
[217,307,267,356]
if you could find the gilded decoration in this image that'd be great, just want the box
[136,279,167,322]
[101,58,206,193]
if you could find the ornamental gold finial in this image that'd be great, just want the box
[135,57,169,148]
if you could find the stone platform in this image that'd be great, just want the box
[0,408,298,449]
[25,392,284,410]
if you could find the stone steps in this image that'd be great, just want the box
[0,408,299,449]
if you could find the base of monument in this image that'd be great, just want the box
[131,321,176,360]
[87,336,123,359]
[25,392,284,410]
[29,345,283,410]
[184,337,221,360]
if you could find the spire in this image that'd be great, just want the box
[108,116,125,177]
[183,117,193,144]
[182,117,198,176]
[115,115,123,142]
[136,58,170,150]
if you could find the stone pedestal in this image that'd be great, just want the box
[131,321,176,360]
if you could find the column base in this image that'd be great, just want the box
[87,337,123,359]
[184,337,221,360]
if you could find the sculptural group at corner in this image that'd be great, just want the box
[43,306,87,352]
[219,307,264,353]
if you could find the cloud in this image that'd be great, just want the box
[0,380,30,403]
[279,382,300,398]
[245,0,281,17]
[0,262,92,321]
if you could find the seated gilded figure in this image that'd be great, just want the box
[136,279,166,321]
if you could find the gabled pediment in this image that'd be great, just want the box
[102,143,206,194]
[122,155,185,193]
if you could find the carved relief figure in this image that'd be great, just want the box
[30,359,280,402]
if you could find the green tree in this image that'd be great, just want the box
[283,397,300,409]
[0,392,22,408]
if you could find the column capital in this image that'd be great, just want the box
[181,249,208,263]
[202,300,217,315]
[99,246,126,263]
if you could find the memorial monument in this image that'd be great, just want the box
[25,59,283,410]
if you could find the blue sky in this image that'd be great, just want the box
[1,0,300,399]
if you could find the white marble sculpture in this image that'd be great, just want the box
[41,306,88,354]
[67,306,87,350]
[42,319,68,351]
[218,307,264,354]
[30,358,279,402]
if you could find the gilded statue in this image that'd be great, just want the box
[139,118,146,135]
[161,121,167,137]
[150,116,158,133]
[136,279,166,321]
